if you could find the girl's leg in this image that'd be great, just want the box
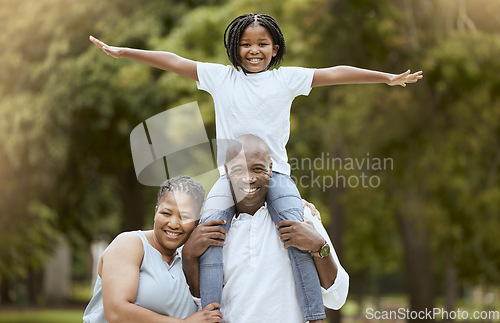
[267,172,326,321]
[199,175,234,308]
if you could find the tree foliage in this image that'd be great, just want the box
[0,0,499,314]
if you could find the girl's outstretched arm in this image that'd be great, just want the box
[311,66,422,88]
[89,36,198,81]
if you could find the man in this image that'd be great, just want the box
[182,135,349,322]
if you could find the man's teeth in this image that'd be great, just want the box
[243,187,258,193]
[166,231,181,237]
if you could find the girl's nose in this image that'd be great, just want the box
[250,46,259,54]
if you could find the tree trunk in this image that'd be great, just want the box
[326,183,345,323]
[0,274,12,304]
[27,269,43,306]
[443,255,458,323]
[395,196,435,322]
[120,170,146,232]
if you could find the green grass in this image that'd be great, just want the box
[0,309,83,323]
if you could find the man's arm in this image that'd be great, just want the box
[277,207,349,309]
[311,65,423,88]
[182,219,227,297]
[89,36,198,81]
[276,218,337,289]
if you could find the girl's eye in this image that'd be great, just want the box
[240,43,250,47]
[260,43,268,46]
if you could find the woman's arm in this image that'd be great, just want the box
[100,232,221,323]
[311,65,423,88]
[89,36,198,81]
[276,206,349,309]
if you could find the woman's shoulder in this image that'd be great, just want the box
[98,231,148,276]
[103,231,146,257]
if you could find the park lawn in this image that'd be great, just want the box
[0,309,83,323]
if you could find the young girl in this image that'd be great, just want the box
[90,13,422,322]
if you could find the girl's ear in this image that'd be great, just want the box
[272,44,279,57]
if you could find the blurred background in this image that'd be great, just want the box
[0,0,499,322]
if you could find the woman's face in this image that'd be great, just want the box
[153,191,197,252]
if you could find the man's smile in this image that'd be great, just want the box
[241,186,260,194]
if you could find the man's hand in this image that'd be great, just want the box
[387,69,423,87]
[183,219,227,259]
[276,220,324,253]
[183,303,222,323]
[89,35,125,58]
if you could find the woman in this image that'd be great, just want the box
[83,176,222,323]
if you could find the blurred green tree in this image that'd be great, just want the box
[1,1,499,320]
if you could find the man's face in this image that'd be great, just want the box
[225,148,272,214]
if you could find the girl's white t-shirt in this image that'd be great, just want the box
[196,62,315,175]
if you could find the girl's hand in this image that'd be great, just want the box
[89,35,125,58]
[184,303,222,323]
[387,69,423,87]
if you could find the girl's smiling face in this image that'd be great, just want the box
[238,24,279,73]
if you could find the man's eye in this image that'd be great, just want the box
[231,169,244,175]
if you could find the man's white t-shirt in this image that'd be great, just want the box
[221,206,349,323]
[196,63,315,175]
